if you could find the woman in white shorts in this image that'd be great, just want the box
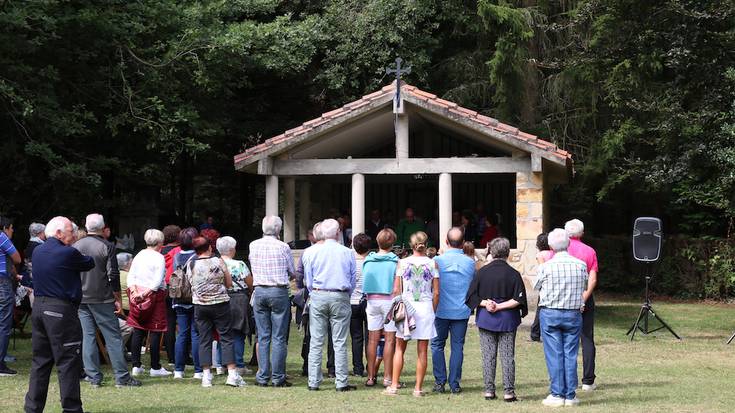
[384,231,439,397]
[361,229,399,387]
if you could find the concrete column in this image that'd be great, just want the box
[265,175,278,217]
[395,114,409,159]
[283,178,296,243]
[298,181,311,239]
[438,172,452,251]
[351,174,365,238]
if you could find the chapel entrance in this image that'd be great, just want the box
[305,173,516,247]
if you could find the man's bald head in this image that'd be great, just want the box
[446,227,464,249]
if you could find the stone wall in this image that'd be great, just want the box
[509,170,544,306]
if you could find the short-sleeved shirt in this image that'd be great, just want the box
[568,238,599,274]
[190,256,230,305]
[249,236,295,287]
[223,257,251,293]
[0,232,18,277]
[434,249,475,320]
[350,256,366,305]
[534,252,588,310]
[396,255,439,303]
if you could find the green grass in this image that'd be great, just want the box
[2,296,735,412]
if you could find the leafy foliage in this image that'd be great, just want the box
[1,1,733,283]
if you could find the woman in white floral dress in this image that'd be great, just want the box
[384,231,440,397]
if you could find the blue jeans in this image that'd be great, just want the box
[174,306,201,373]
[216,330,246,369]
[253,286,290,385]
[308,291,351,389]
[0,277,13,365]
[431,317,469,390]
[539,308,582,400]
[77,303,131,384]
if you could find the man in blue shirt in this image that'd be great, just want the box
[24,216,95,413]
[301,218,357,392]
[0,216,21,376]
[431,227,476,394]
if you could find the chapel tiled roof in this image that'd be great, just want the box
[234,82,571,168]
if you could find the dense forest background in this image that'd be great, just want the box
[1,1,734,297]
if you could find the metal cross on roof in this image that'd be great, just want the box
[386,57,411,113]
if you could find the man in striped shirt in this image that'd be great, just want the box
[0,216,21,376]
[248,216,295,387]
[534,228,588,407]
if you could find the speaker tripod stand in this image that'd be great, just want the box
[626,274,681,341]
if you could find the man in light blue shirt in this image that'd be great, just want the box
[431,227,476,394]
[301,218,356,392]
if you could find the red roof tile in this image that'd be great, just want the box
[233,82,572,168]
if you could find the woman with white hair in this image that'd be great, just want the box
[25,222,46,260]
[126,229,171,377]
[217,236,253,376]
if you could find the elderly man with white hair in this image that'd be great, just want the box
[534,228,588,407]
[564,218,599,391]
[24,217,94,413]
[248,216,295,387]
[302,218,357,392]
[73,213,140,388]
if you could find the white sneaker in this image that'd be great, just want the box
[226,374,246,387]
[564,398,580,407]
[173,371,184,379]
[150,367,172,377]
[216,367,225,376]
[201,372,213,388]
[131,366,145,377]
[237,366,252,376]
[193,372,203,379]
[581,383,597,391]
[542,395,566,407]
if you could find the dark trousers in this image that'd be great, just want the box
[581,296,596,385]
[0,277,14,366]
[301,317,334,375]
[24,297,84,413]
[164,297,177,363]
[195,302,234,367]
[131,329,162,370]
[349,302,368,375]
[530,297,541,341]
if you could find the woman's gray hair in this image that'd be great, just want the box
[320,218,340,240]
[85,213,105,233]
[488,237,511,260]
[565,219,584,238]
[29,222,46,237]
[143,229,164,247]
[262,215,282,236]
[216,236,237,255]
[548,228,570,252]
[312,221,324,241]
[116,252,133,270]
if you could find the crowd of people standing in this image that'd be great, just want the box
[0,211,599,412]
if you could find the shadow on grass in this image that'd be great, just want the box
[596,303,645,330]
[94,406,199,413]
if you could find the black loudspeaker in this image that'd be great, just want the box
[632,217,662,262]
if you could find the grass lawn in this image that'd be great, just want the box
[2,295,734,412]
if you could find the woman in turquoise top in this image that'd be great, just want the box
[362,229,399,387]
